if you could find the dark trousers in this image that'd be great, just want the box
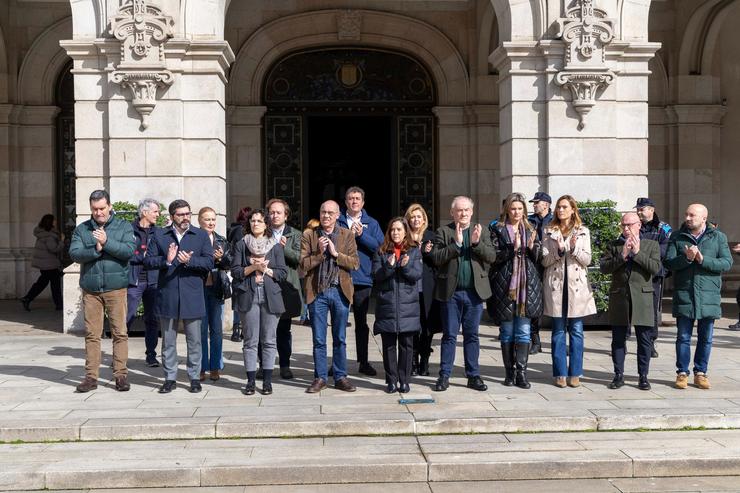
[126,281,159,359]
[651,277,664,341]
[530,316,540,340]
[414,292,437,357]
[24,269,62,308]
[352,285,372,364]
[381,332,414,385]
[735,287,740,318]
[612,325,652,377]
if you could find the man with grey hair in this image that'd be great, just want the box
[431,195,496,392]
[127,198,161,367]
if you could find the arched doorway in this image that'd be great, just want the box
[262,47,436,228]
[55,61,75,262]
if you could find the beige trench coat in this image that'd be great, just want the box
[541,225,597,319]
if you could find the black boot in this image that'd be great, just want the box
[529,330,541,354]
[515,343,531,389]
[418,353,430,376]
[501,342,515,386]
[230,322,241,342]
[411,351,419,376]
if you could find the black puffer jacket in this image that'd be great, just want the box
[487,223,543,324]
[372,247,423,334]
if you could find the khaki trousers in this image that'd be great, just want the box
[83,288,128,379]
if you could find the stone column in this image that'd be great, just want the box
[434,106,468,226]
[226,106,267,218]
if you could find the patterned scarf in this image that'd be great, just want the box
[317,228,340,294]
[243,234,277,256]
[506,222,528,317]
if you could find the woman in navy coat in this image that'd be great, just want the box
[372,217,423,393]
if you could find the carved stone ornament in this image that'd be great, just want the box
[108,0,175,129]
[337,10,362,41]
[554,0,615,130]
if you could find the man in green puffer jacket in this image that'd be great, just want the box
[665,203,733,391]
[69,190,136,393]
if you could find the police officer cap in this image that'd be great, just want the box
[634,197,655,209]
[529,192,552,204]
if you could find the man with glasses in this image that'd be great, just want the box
[145,199,214,394]
[600,212,661,391]
[127,198,161,367]
[301,200,360,393]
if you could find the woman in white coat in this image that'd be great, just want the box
[541,195,596,388]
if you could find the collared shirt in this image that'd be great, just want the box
[174,225,189,244]
[346,212,362,230]
[690,227,707,242]
[271,225,285,241]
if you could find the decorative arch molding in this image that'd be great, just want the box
[0,23,8,103]
[180,0,228,38]
[617,0,652,41]
[477,1,499,74]
[678,0,739,76]
[227,9,469,106]
[69,0,105,38]
[19,17,72,105]
[648,52,669,107]
[489,0,547,42]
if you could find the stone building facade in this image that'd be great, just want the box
[0,0,737,331]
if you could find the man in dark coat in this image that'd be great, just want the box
[635,197,672,357]
[431,196,496,392]
[600,212,661,390]
[127,198,161,368]
[145,199,214,394]
[526,191,552,354]
[665,203,732,390]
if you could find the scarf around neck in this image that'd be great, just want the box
[243,234,277,256]
[505,222,528,317]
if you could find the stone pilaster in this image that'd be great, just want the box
[433,106,468,226]
[226,105,267,218]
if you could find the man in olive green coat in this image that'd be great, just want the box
[69,190,136,393]
[600,212,661,390]
[665,203,732,390]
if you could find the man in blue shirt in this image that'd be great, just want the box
[527,191,553,354]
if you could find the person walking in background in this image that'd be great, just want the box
[526,192,553,354]
[20,214,64,312]
[541,195,596,388]
[600,212,661,390]
[227,206,252,342]
[145,199,214,394]
[197,207,232,383]
[338,186,384,376]
[69,190,135,393]
[635,197,672,357]
[665,204,732,390]
[431,196,496,392]
[405,203,441,377]
[372,217,423,393]
[488,193,542,389]
[231,209,287,396]
[125,199,161,368]
[301,200,360,393]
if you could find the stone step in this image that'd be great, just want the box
[4,431,740,490]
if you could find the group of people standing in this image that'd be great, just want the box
[56,186,733,395]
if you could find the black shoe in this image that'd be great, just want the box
[399,383,410,393]
[243,381,256,395]
[434,376,449,392]
[651,347,659,358]
[20,298,30,312]
[418,354,430,376]
[358,362,377,376]
[638,375,651,391]
[230,324,241,342]
[729,321,740,330]
[467,376,488,391]
[608,374,624,389]
[280,367,293,379]
[262,383,273,395]
[145,356,159,368]
[385,382,398,393]
[158,380,176,394]
[189,380,202,393]
[256,368,264,380]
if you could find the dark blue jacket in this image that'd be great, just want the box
[640,215,672,278]
[144,225,214,319]
[337,209,384,287]
[128,220,159,287]
[371,247,423,334]
[528,211,553,242]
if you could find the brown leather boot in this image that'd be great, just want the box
[76,376,98,393]
[115,375,130,392]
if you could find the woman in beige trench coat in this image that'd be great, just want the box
[541,195,597,388]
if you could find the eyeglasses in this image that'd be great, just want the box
[320,210,338,216]
[621,221,639,227]
[173,212,191,217]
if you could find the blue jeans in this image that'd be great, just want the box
[551,317,584,377]
[499,316,531,344]
[676,316,714,374]
[200,286,224,372]
[439,289,484,378]
[309,287,349,382]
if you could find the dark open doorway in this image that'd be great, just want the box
[306,115,394,228]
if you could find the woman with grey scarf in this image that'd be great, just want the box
[231,209,287,395]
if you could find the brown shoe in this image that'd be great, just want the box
[306,378,327,394]
[199,371,206,382]
[694,372,711,389]
[334,377,357,392]
[210,370,220,381]
[567,376,581,388]
[554,377,567,388]
[76,376,98,393]
[675,373,689,389]
[115,376,130,392]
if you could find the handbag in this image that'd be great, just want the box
[219,270,232,300]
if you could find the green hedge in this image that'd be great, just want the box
[579,200,622,313]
